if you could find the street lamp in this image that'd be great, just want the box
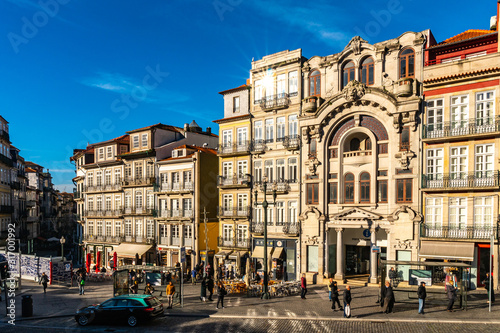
[60,236,66,261]
[254,178,277,300]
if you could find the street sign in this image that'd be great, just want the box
[372,246,380,253]
[180,247,186,264]
[363,229,371,238]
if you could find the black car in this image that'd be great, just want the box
[75,294,163,327]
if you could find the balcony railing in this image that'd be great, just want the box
[422,171,500,190]
[250,139,267,153]
[122,177,155,187]
[217,206,251,218]
[283,135,300,150]
[84,182,122,193]
[154,182,194,193]
[253,179,292,193]
[251,222,264,234]
[217,236,251,249]
[123,207,155,215]
[73,191,82,199]
[424,48,498,66]
[282,222,300,235]
[119,235,154,244]
[83,235,122,243]
[422,116,500,140]
[217,174,251,187]
[420,224,499,240]
[257,93,290,110]
[157,209,194,219]
[218,141,251,155]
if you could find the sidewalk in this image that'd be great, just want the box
[2,279,500,324]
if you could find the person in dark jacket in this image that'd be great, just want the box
[446,281,457,312]
[482,272,495,303]
[343,285,352,318]
[216,281,226,309]
[40,272,49,293]
[330,280,342,311]
[301,274,307,299]
[417,281,427,314]
[207,276,215,301]
[388,267,397,286]
[381,281,395,313]
[200,277,207,302]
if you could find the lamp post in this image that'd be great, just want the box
[254,178,277,300]
[60,236,66,261]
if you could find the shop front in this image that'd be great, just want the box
[251,238,297,281]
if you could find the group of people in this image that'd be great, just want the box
[325,278,352,318]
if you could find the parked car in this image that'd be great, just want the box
[75,294,163,327]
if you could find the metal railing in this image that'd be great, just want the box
[84,182,122,192]
[420,224,499,240]
[251,222,264,234]
[256,93,290,110]
[122,177,155,186]
[218,141,251,155]
[422,171,500,189]
[217,206,251,218]
[282,222,300,235]
[73,191,82,199]
[217,174,251,187]
[123,207,155,215]
[422,116,500,139]
[253,180,292,192]
[250,139,267,153]
[217,236,251,249]
[157,209,194,219]
[154,182,194,193]
[283,135,300,150]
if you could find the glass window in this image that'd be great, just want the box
[233,96,240,113]
[289,114,298,138]
[378,180,387,203]
[222,130,232,147]
[360,172,370,203]
[474,197,493,226]
[328,182,338,204]
[276,201,285,226]
[309,70,321,96]
[399,48,415,79]
[426,99,444,134]
[349,138,360,151]
[223,224,232,240]
[307,245,319,272]
[135,191,143,208]
[276,159,285,181]
[265,119,274,143]
[264,160,273,182]
[309,139,317,157]
[449,198,467,229]
[141,133,148,147]
[396,179,412,203]
[450,146,468,180]
[254,121,263,141]
[426,148,443,180]
[450,95,469,132]
[307,183,319,204]
[425,198,442,228]
[276,117,285,142]
[254,160,262,183]
[400,126,410,151]
[237,128,247,147]
[475,144,494,177]
[288,71,298,96]
[133,135,139,148]
[107,146,113,158]
[288,157,297,182]
[360,57,374,86]
[342,62,355,88]
[476,91,495,126]
[344,173,354,203]
[277,74,286,97]
[254,80,263,104]
[288,201,297,223]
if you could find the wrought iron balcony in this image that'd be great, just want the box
[420,224,499,240]
[154,182,194,193]
[217,206,251,218]
[84,182,122,193]
[122,176,155,187]
[257,93,290,111]
[156,209,194,219]
[422,116,500,140]
[283,135,300,150]
[217,236,251,249]
[217,174,251,188]
[250,139,267,154]
[73,191,83,199]
[251,222,264,234]
[218,141,251,156]
[253,179,291,193]
[422,171,500,190]
[282,222,300,235]
[83,235,122,243]
[123,207,155,215]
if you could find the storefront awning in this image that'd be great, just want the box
[419,241,474,261]
[272,247,284,259]
[229,251,248,260]
[215,251,232,259]
[251,246,273,258]
[113,243,152,258]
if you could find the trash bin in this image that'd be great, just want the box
[22,295,33,317]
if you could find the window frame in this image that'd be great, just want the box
[360,57,374,86]
[309,70,321,97]
[359,172,370,203]
[306,183,319,205]
[396,178,412,203]
[342,61,355,88]
[399,48,415,79]
[344,173,355,203]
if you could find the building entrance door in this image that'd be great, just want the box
[346,245,370,275]
[328,245,336,276]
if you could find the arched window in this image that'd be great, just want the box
[344,173,355,203]
[360,57,374,86]
[399,48,415,79]
[349,138,360,151]
[365,138,372,151]
[360,172,370,203]
[342,62,355,88]
[309,70,321,96]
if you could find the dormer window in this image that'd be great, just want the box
[106,146,112,158]
[141,133,148,147]
[99,148,104,160]
[133,135,139,148]
[172,150,178,158]
[120,145,128,154]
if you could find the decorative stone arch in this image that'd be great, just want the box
[388,205,422,223]
[299,206,323,222]
[330,115,388,146]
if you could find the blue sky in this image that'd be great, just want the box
[0,0,496,191]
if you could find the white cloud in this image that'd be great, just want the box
[50,169,75,173]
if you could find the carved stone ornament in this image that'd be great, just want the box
[394,239,413,250]
[306,235,319,245]
[388,205,422,223]
[305,156,320,175]
[343,80,366,102]
[395,150,416,170]
[346,36,367,55]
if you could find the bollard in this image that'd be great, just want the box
[21,295,33,317]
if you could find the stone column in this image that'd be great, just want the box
[334,228,345,281]
[370,227,378,284]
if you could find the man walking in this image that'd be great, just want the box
[216,281,226,309]
[417,281,426,314]
[166,281,175,309]
[191,268,197,285]
[40,272,49,293]
[207,276,214,301]
[446,281,457,312]
[300,273,307,299]
[483,272,495,303]
[343,285,352,318]
[331,280,342,311]
[381,281,395,313]
[78,273,85,295]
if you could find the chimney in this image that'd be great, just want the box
[206,127,211,134]
[184,123,189,132]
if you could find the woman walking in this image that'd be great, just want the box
[200,277,207,302]
[216,281,226,309]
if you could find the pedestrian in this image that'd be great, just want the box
[388,267,397,286]
[446,281,457,312]
[328,278,333,301]
[482,272,495,303]
[78,273,85,295]
[200,277,207,302]
[417,281,426,314]
[230,266,235,280]
[144,282,155,295]
[343,285,352,318]
[40,272,49,293]
[166,271,172,283]
[207,276,215,301]
[165,281,175,309]
[331,280,342,311]
[216,281,226,309]
[225,266,230,280]
[192,268,197,285]
[301,273,307,299]
[217,264,223,281]
[381,281,395,313]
